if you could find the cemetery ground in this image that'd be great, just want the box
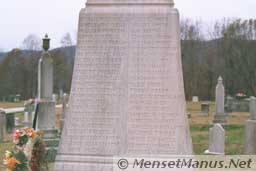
[0,102,249,170]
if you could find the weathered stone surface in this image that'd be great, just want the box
[36,101,56,131]
[205,124,225,155]
[55,0,192,170]
[192,96,199,102]
[244,120,256,154]
[213,76,227,124]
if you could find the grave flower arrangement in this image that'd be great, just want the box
[3,150,28,171]
[3,128,46,171]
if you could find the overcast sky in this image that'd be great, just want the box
[0,0,255,51]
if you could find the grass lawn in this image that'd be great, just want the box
[0,101,250,169]
[0,102,24,109]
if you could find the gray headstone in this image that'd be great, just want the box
[0,110,6,142]
[54,0,193,170]
[250,96,256,120]
[201,102,210,116]
[213,76,227,124]
[52,94,57,102]
[244,120,256,154]
[6,113,15,133]
[205,124,225,155]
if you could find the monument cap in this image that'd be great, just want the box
[43,34,50,52]
[86,0,174,5]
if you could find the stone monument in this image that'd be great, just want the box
[244,96,256,154]
[205,124,225,155]
[213,76,227,125]
[54,0,193,170]
[37,34,59,162]
[201,102,210,116]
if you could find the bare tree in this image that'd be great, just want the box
[22,34,42,51]
[60,33,73,47]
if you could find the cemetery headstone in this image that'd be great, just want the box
[249,97,256,120]
[60,93,69,132]
[23,111,30,128]
[213,76,227,125]
[244,96,256,154]
[15,117,21,127]
[225,95,250,113]
[54,0,193,170]
[6,113,15,133]
[201,102,210,116]
[192,96,199,102]
[52,94,57,102]
[0,110,6,142]
[205,124,225,155]
[37,35,59,162]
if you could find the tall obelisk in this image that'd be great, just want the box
[54,0,193,170]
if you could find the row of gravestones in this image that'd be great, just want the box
[0,93,69,141]
[203,77,256,155]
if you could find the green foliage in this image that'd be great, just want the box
[13,151,29,171]
[1,18,256,100]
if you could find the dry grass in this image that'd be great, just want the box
[0,101,250,169]
[0,102,24,109]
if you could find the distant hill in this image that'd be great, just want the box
[0,52,6,61]
[0,46,76,62]
[51,46,76,64]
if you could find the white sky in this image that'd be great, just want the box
[0,0,255,51]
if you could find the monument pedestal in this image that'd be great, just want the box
[244,120,256,154]
[54,0,193,170]
[42,129,60,162]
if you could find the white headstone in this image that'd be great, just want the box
[52,94,57,102]
[205,124,225,155]
[23,112,30,128]
[213,76,227,124]
[54,0,193,170]
[15,117,20,126]
[192,96,199,102]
